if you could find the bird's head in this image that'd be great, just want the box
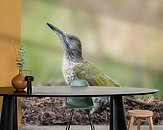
[47,23,83,63]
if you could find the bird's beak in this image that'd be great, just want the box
[47,23,65,37]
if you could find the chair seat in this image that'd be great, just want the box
[66,97,94,109]
[128,110,153,118]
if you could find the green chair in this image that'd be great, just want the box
[65,79,95,130]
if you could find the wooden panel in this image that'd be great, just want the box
[0,0,21,127]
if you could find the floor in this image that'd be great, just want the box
[20,125,163,130]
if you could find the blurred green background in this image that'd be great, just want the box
[21,0,163,98]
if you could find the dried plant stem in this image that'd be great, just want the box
[11,40,18,60]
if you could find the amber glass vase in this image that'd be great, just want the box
[11,70,27,91]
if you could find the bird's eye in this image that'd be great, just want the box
[69,36,74,40]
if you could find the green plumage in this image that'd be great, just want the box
[73,61,120,87]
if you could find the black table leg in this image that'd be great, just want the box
[0,96,18,130]
[110,96,127,130]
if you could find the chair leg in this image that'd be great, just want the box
[128,116,134,130]
[137,117,141,130]
[66,109,74,130]
[86,109,95,130]
[148,117,154,130]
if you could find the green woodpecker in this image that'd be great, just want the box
[47,23,121,112]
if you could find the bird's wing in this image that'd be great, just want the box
[73,61,120,87]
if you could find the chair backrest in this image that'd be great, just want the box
[69,79,89,87]
[66,79,94,109]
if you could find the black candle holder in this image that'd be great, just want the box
[25,76,34,94]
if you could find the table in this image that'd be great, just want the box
[0,86,158,130]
